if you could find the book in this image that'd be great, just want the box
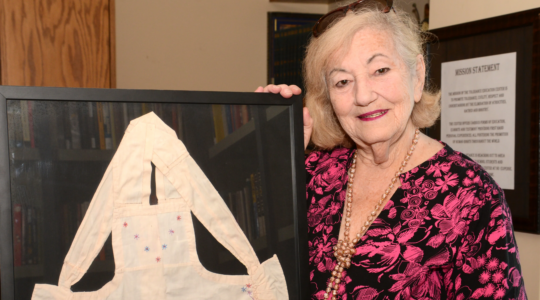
[63,102,73,149]
[7,101,24,148]
[20,101,31,148]
[111,102,127,148]
[212,105,226,143]
[13,204,22,266]
[251,172,266,237]
[108,103,117,149]
[176,105,184,140]
[68,102,82,149]
[243,184,254,240]
[241,105,250,125]
[25,206,35,264]
[244,178,259,239]
[122,103,129,130]
[27,101,36,148]
[79,102,90,149]
[51,102,65,149]
[96,102,106,149]
[88,102,98,149]
[102,103,113,149]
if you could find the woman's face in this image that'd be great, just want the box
[326,27,424,148]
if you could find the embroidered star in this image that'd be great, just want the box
[134,234,140,240]
[123,222,128,228]
[241,287,247,292]
[156,257,161,262]
[162,244,167,250]
[177,215,181,221]
[246,284,251,288]
[169,229,174,235]
[144,247,149,252]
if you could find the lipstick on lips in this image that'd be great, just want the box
[358,109,388,121]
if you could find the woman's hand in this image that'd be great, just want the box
[255,84,312,150]
[254,84,301,98]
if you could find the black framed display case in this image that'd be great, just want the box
[0,86,307,299]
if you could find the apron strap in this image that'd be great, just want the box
[141,124,155,206]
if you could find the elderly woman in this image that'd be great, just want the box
[257,0,526,299]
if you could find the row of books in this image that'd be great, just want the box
[60,201,90,254]
[272,24,313,91]
[225,172,267,241]
[13,204,41,266]
[59,201,113,262]
[212,105,252,144]
[7,101,184,150]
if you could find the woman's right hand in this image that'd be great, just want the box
[255,84,313,150]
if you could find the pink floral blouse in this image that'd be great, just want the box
[305,144,527,299]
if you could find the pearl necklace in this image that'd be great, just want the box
[323,128,420,300]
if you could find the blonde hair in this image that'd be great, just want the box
[304,6,441,150]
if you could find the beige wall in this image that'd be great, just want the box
[430,0,540,29]
[115,0,327,92]
[515,232,540,298]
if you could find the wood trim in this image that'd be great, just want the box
[109,0,116,88]
[0,0,7,85]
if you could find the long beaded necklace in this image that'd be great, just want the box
[323,128,420,300]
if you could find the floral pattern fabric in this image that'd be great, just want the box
[306,144,527,299]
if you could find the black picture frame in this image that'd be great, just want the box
[0,86,307,299]
[428,8,540,233]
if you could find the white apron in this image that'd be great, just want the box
[31,112,288,300]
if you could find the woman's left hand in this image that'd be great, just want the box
[254,84,301,98]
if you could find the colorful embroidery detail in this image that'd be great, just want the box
[134,234,140,240]
[169,229,174,235]
[241,284,254,299]
[162,244,167,250]
[177,215,181,221]
[144,246,149,252]
[123,222,128,228]
[156,257,161,262]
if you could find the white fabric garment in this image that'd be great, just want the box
[31,112,288,300]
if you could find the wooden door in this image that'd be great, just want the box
[0,0,115,88]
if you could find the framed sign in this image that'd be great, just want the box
[428,8,540,233]
[0,86,307,299]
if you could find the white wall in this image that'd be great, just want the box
[115,0,328,92]
[430,0,540,29]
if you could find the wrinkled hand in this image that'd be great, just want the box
[255,84,312,150]
[254,84,301,98]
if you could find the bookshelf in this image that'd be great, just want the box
[0,87,308,300]
[267,13,322,90]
